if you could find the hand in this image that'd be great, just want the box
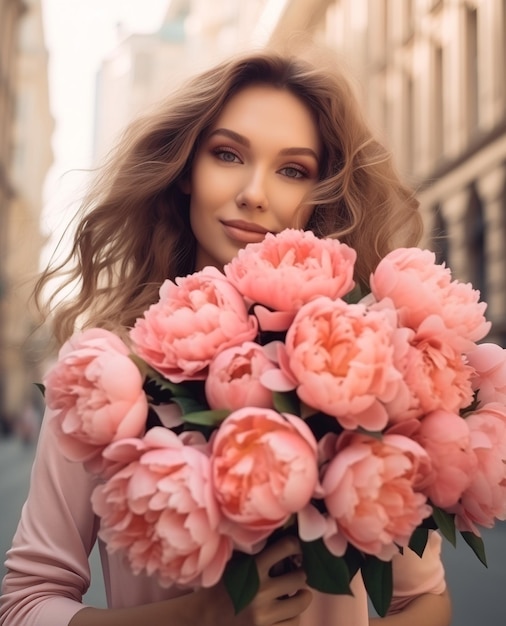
[250,535,312,625]
[199,535,312,626]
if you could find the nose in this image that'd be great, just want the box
[235,167,268,211]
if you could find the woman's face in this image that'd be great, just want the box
[187,84,322,270]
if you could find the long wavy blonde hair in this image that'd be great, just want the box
[35,47,422,346]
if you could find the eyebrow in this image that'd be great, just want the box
[208,128,320,162]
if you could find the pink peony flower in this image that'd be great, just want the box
[322,433,432,560]
[411,410,477,508]
[224,229,356,331]
[370,247,490,350]
[91,427,233,588]
[452,403,506,532]
[129,266,258,382]
[390,316,475,421]
[97,433,152,479]
[284,297,404,431]
[43,328,148,471]
[97,427,209,479]
[467,342,506,405]
[443,280,491,349]
[211,407,318,552]
[205,342,276,410]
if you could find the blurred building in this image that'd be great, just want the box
[0,0,26,433]
[93,0,192,162]
[0,0,53,433]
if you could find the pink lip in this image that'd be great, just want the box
[220,219,271,234]
[220,220,276,244]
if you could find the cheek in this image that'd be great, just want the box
[278,178,317,225]
[193,170,237,213]
[280,198,314,229]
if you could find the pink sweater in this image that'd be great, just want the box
[0,414,446,626]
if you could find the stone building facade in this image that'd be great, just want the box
[0,0,53,432]
[0,0,26,432]
[93,2,190,163]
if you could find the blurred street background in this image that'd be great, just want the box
[1,0,506,623]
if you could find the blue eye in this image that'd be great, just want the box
[280,166,306,179]
[214,148,241,163]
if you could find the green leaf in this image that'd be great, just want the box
[431,506,456,547]
[34,382,45,397]
[419,516,438,531]
[223,553,260,614]
[408,527,429,558]
[181,409,230,427]
[147,372,190,398]
[301,539,352,595]
[461,531,488,567]
[171,396,208,415]
[130,354,194,398]
[273,390,300,416]
[361,555,393,618]
[343,283,366,304]
[343,544,365,580]
[356,427,383,440]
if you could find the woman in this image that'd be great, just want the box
[0,49,451,626]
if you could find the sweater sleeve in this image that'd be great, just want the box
[388,530,447,614]
[0,411,99,626]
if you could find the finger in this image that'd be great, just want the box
[263,568,307,601]
[269,588,313,624]
[256,537,301,579]
[272,569,306,598]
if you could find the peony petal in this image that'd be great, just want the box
[253,305,295,332]
[297,504,328,541]
[151,403,184,428]
[260,368,297,392]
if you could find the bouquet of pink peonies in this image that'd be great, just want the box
[42,228,506,616]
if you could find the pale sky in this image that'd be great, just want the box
[39,0,170,255]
